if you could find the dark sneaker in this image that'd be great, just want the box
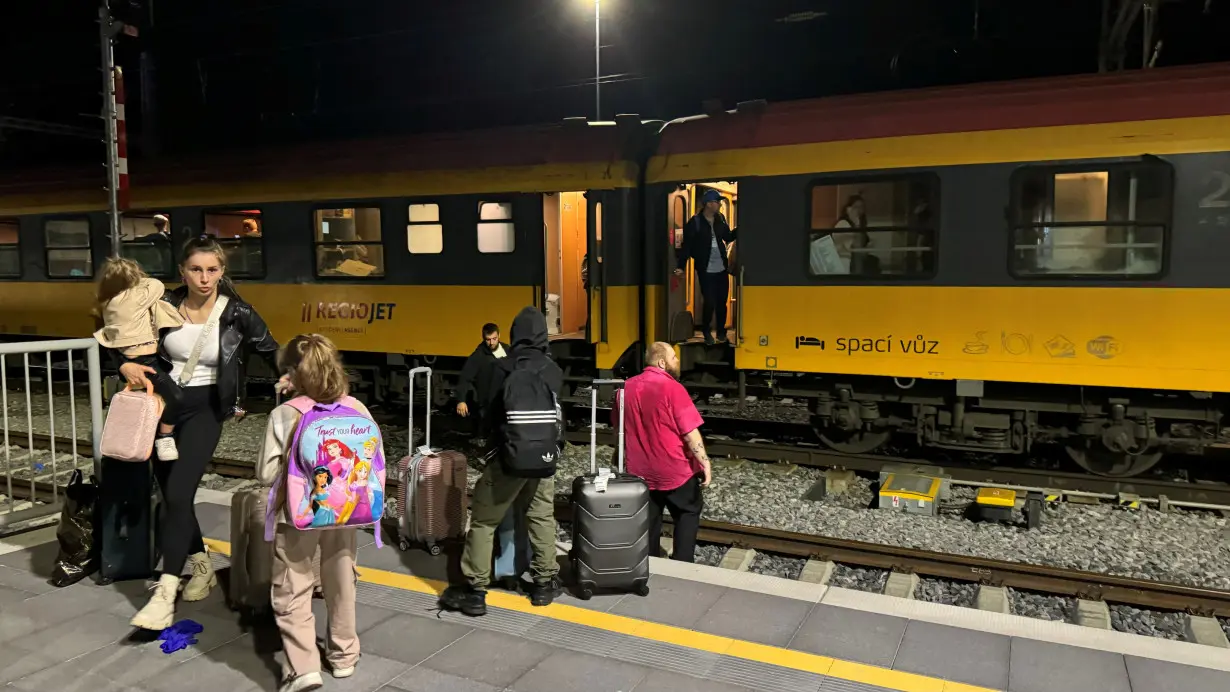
[439,585,487,617]
[703,333,715,346]
[529,577,564,607]
[716,333,729,345]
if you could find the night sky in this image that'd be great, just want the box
[3,0,1228,170]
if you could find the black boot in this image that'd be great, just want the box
[439,585,487,617]
[529,577,564,607]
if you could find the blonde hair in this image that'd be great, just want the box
[94,257,148,317]
[278,333,348,403]
[645,341,674,367]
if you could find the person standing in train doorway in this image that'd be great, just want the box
[674,189,737,345]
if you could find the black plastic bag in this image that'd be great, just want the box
[49,469,100,587]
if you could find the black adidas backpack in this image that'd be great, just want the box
[500,360,562,478]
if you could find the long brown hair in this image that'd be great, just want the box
[94,257,147,317]
[179,235,240,299]
[278,334,348,404]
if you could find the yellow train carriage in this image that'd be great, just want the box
[645,64,1230,477]
[0,118,650,401]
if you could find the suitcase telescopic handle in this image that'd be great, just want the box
[591,378,625,474]
[409,366,432,451]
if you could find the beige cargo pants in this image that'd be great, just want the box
[460,459,559,590]
[271,525,359,679]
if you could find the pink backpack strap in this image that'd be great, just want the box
[285,396,316,414]
[264,399,312,542]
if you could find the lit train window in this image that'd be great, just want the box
[1010,163,1171,278]
[118,212,174,277]
[0,218,19,278]
[314,207,384,278]
[407,203,443,254]
[204,209,264,278]
[44,218,93,278]
[477,201,515,253]
[806,177,937,277]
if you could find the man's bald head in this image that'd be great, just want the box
[645,341,680,380]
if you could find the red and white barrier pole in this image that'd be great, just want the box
[114,66,130,212]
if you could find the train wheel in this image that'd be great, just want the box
[1064,443,1162,478]
[817,428,891,454]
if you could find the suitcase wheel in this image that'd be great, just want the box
[635,582,650,597]
[577,587,594,601]
[427,543,442,557]
[398,538,410,552]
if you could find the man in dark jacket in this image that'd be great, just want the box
[674,189,737,345]
[441,307,564,616]
[455,322,509,437]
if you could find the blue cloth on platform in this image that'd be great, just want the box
[158,619,204,653]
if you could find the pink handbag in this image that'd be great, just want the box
[99,387,164,462]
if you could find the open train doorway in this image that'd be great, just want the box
[543,191,589,340]
[666,181,739,345]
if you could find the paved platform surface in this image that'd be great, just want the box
[0,496,1227,691]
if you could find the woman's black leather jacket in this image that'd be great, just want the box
[156,285,279,417]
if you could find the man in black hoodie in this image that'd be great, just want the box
[441,307,564,616]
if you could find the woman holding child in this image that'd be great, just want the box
[108,236,279,631]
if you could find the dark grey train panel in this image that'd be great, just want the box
[647,152,1230,289]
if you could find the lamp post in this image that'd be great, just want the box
[593,0,601,121]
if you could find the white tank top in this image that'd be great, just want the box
[164,324,220,387]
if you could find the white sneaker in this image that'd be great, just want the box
[154,436,179,461]
[331,664,356,678]
[130,574,179,630]
[279,672,324,692]
[181,551,217,602]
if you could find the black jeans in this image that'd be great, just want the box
[154,385,224,575]
[699,271,729,339]
[648,474,704,563]
[126,354,182,427]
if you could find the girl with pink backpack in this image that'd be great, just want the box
[255,333,386,692]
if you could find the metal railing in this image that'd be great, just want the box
[0,339,104,530]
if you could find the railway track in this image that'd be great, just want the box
[7,430,1230,618]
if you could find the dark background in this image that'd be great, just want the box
[2,0,1228,170]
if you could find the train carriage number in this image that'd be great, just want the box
[1199,171,1230,209]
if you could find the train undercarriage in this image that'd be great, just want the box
[253,340,1225,480]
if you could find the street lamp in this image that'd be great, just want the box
[582,0,601,121]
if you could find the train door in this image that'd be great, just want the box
[542,191,589,339]
[666,188,693,342]
[666,182,739,344]
[584,191,608,344]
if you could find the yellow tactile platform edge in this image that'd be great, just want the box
[204,538,995,692]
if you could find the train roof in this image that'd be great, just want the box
[648,62,1230,183]
[0,119,646,216]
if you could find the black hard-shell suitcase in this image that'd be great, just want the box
[96,457,158,583]
[570,378,651,600]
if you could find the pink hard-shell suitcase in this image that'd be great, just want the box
[99,387,163,462]
[394,366,469,555]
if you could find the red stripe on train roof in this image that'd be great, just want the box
[0,122,631,196]
[655,63,1230,156]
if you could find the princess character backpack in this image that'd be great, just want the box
[264,396,387,547]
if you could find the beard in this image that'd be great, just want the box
[666,362,681,380]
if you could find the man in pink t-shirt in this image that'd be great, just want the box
[614,342,713,562]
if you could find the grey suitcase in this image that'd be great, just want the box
[570,378,651,600]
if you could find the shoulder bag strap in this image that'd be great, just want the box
[178,295,229,386]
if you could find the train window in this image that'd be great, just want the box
[118,212,173,277]
[671,196,686,249]
[44,218,93,278]
[1010,164,1170,277]
[477,201,515,253]
[407,203,443,254]
[0,218,19,278]
[204,209,265,278]
[807,177,936,277]
[314,207,384,278]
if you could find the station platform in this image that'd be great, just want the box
[0,490,1227,692]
